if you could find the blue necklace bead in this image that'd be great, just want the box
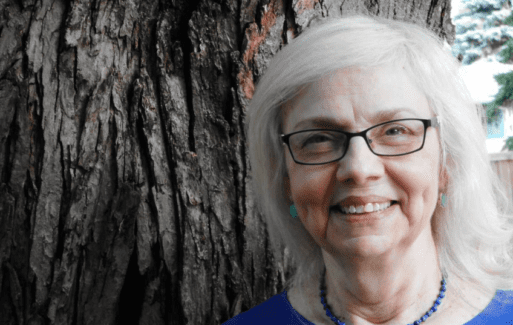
[319,270,446,325]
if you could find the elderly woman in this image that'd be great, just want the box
[224,14,513,325]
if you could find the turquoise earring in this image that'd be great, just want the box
[441,193,448,207]
[290,204,298,218]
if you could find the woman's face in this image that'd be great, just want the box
[282,65,442,259]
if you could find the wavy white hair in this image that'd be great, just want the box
[246,13,513,305]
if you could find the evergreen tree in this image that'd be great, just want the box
[452,0,513,66]
[488,10,513,149]
[452,0,513,149]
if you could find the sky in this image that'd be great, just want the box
[451,0,465,20]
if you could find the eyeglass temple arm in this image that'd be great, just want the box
[432,116,441,129]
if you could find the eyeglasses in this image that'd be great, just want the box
[281,116,440,165]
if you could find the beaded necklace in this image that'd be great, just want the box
[319,270,447,325]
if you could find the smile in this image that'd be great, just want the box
[333,201,396,214]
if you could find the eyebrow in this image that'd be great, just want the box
[292,108,421,131]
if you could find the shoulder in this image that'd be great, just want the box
[222,291,308,325]
[434,278,513,325]
[287,281,322,322]
[445,289,513,325]
[463,289,513,324]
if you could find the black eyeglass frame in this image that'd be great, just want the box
[280,116,440,165]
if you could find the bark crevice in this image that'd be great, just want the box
[116,247,145,325]
[179,0,201,154]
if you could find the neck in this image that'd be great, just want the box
[321,229,444,325]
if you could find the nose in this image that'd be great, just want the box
[337,135,384,184]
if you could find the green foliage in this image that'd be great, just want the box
[485,5,513,151]
[456,22,479,34]
[455,0,513,150]
[494,71,513,101]
[453,0,513,65]
[504,10,513,26]
[463,0,508,13]
[505,136,513,150]
[484,102,503,125]
[498,39,513,62]
[483,70,513,126]
[466,52,482,65]
[463,0,508,12]
[485,71,513,151]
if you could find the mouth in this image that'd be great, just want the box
[330,201,398,215]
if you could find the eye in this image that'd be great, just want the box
[291,131,345,152]
[296,131,342,150]
[305,134,332,144]
[384,126,409,136]
[301,135,333,149]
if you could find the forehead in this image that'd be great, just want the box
[282,65,431,133]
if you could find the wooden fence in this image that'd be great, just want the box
[490,152,513,212]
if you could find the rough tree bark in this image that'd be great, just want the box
[0,0,454,324]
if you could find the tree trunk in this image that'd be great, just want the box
[0,0,454,324]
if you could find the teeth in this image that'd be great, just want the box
[364,203,373,213]
[337,202,393,214]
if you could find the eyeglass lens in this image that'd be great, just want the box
[288,119,426,164]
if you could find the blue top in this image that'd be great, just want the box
[223,290,513,324]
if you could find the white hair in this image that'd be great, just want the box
[246,13,513,306]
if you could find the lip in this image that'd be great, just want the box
[330,201,397,224]
[332,195,396,209]
[332,207,394,223]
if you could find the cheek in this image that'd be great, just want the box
[291,178,330,204]
[288,165,335,207]
[288,164,337,244]
[389,156,440,218]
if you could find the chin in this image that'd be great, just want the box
[331,235,397,258]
